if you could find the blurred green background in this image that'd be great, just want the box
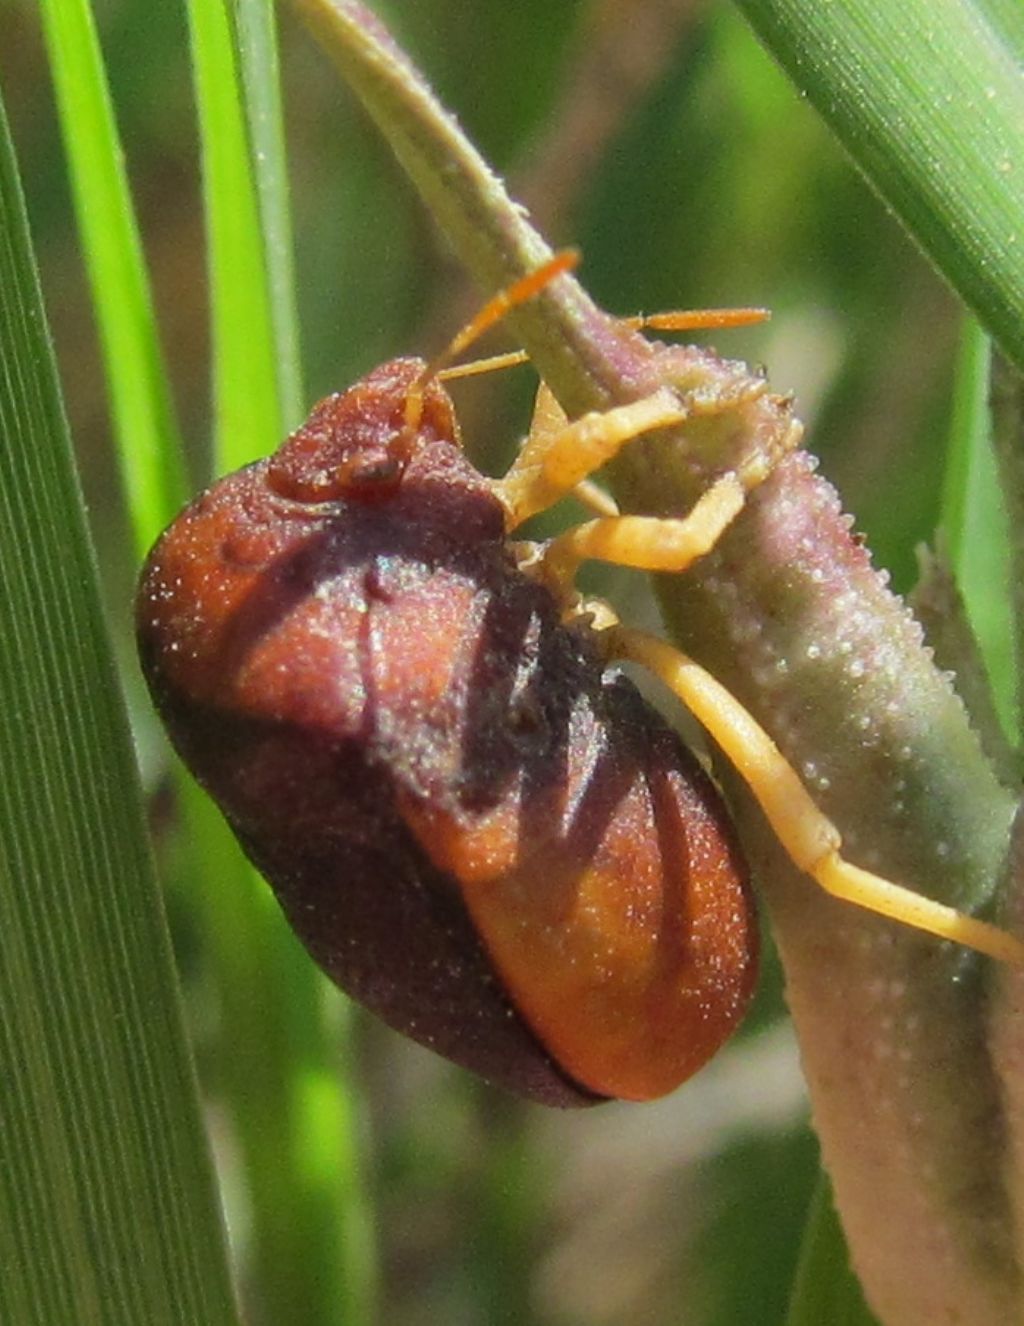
[1,1,977,1322]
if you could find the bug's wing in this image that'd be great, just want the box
[365,567,757,1102]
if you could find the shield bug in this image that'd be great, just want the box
[137,253,1024,1107]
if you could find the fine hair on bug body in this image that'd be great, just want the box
[136,252,1024,1110]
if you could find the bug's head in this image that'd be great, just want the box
[266,357,460,505]
[265,253,579,509]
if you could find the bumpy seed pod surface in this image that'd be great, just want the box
[136,360,757,1105]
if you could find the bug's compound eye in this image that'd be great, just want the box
[332,444,407,498]
[267,445,407,504]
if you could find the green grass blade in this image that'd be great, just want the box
[36,0,187,554]
[185,3,376,1319]
[187,0,280,466]
[183,787,377,1326]
[229,0,304,428]
[0,85,238,1326]
[940,319,1016,740]
[734,0,1024,375]
[991,356,1024,742]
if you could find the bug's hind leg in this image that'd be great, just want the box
[602,623,1024,967]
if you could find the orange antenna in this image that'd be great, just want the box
[437,306,770,385]
[636,307,769,332]
[437,350,530,383]
[403,250,580,434]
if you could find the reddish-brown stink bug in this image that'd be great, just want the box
[136,253,1024,1107]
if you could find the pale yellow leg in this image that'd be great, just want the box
[572,479,620,518]
[541,472,745,589]
[516,391,618,517]
[522,381,567,460]
[493,389,688,527]
[515,394,618,515]
[605,623,1024,967]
